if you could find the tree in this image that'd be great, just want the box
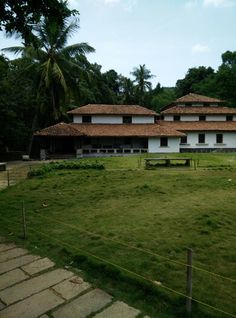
[175,66,215,97]
[3,16,95,121]
[120,77,136,104]
[3,15,95,153]
[0,56,38,151]
[0,0,76,44]
[131,64,154,104]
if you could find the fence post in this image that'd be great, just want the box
[7,170,10,187]
[186,248,193,313]
[22,201,27,239]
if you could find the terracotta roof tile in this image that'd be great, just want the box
[175,93,223,103]
[35,123,184,137]
[34,123,83,137]
[159,121,236,131]
[67,104,157,116]
[161,106,236,115]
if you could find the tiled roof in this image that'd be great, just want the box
[161,106,236,115]
[175,93,223,103]
[67,104,157,116]
[35,123,184,137]
[34,123,83,137]
[158,121,236,132]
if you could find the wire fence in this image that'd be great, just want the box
[1,205,235,318]
[0,165,32,189]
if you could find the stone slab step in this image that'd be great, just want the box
[0,288,64,318]
[52,288,112,318]
[52,276,90,300]
[0,254,41,275]
[0,268,29,290]
[0,248,28,263]
[0,244,16,252]
[21,257,55,275]
[93,301,141,318]
[0,268,74,305]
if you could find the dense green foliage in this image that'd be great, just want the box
[28,160,104,177]
[0,154,235,317]
[0,0,76,44]
[1,0,236,153]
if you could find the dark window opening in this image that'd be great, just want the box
[82,115,91,123]
[174,115,180,121]
[84,137,91,145]
[198,133,205,144]
[160,137,168,147]
[123,116,132,123]
[180,136,187,144]
[199,115,206,121]
[216,134,223,144]
[226,115,233,121]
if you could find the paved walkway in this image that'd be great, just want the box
[0,240,149,318]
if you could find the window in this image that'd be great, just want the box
[123,116,132,123]
[198,133,205,144]
[226,115,233,121]
[160,137,168,147]
[82,115,91,123]
[216,134,223,144]
[180,136,187,144]
[173,115,180,121]
[199,115,206,121]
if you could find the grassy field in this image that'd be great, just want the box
[0,154,235,317]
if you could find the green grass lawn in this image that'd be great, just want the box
[0,154,236,318]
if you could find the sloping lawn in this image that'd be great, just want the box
[0,154,235,317]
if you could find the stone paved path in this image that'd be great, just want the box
[0,241,149,318]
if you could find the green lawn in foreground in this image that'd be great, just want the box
[0,153,235,318]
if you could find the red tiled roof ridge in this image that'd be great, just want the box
[67,104,157,115]
[175,93,223,103]
[35,122,184,137]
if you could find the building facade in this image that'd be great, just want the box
[34,94,236,158]
[160,93,236,152]
[35,104,183,158]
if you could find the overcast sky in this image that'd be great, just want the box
[0,0,235,87]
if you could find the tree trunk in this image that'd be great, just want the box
[27,108,38,156]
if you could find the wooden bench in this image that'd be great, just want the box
[0,162,7,171]
[145,158,192,169]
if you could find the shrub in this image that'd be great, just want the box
[28,160,105,177]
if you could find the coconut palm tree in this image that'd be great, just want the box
[2,16,95,122]
[131,64,154,104]
[2,16,95,153]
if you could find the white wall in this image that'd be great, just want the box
[73,115,122,124]
[163,115,200,121]
[163,115,235,121]
[73,115,82,123]
[132,116,154,123]
[73,115,155,124]
[206,115,228,121]
[92,115,122,124]
[180,132,236,148]
[148,137,180,153]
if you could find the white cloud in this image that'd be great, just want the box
[203,0,235,7]
[192,43,210,53]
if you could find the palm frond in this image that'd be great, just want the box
[56,19,80,49]
[1,46,25,55]
[52,62,68,93]
[61,43,95,57]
